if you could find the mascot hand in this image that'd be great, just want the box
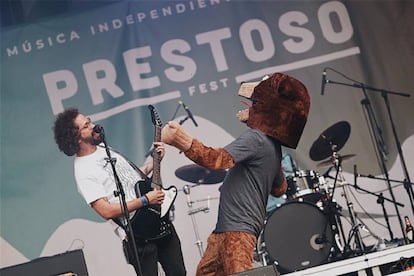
[161,121,193,152]
[271,177,288,197]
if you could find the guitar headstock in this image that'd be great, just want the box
[148,105,162,127]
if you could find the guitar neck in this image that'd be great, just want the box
[152,125,162,190]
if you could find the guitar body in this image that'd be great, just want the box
[131,179,177,240]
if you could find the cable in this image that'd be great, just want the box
[325,67,364,85]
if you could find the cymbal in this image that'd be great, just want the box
[309,121,351,161]
[175,164,227,185]
[316,154,356,168]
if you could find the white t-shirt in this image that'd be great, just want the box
[74,146,141,207]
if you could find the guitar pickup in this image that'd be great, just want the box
[148,205,161,216]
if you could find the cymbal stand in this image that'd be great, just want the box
[330,150,365,256]
[183,185,209,257]
[317,150,347,260]
[324,196,347,257]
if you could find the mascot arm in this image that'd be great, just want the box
[161,121,235,170]
[270,170,288,197]
[185,139,235,170]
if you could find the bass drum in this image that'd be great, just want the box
[263,201,333,273]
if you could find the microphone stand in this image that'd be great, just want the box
[144,102,190,158]
[324,74,410,244]
[177,101,197,126]
[179,116,191,125]
[357,173,413,212]
[382,91,414,217]
[100,129,142,276]
[353,172,405,241]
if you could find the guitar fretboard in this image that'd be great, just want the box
[152,125,162,190]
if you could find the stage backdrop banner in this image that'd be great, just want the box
[1,1,413,275]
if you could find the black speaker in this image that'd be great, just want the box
[0,249,88,276]
[228,265,280,276]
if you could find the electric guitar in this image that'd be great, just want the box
[131,105,178,240]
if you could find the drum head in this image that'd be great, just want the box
[263,201,333,273]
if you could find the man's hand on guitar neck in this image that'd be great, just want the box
[145,190,165,205]
[153,142,165,159]
[139,142,166,175]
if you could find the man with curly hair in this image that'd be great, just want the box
[53,108,186,276]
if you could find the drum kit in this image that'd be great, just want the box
[259,121,398,274]
[173,121,392,274]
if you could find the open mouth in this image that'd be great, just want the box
[237,100,251,122]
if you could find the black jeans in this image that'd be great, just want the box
[131,226,186,276]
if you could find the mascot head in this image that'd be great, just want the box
[238,72,310,149]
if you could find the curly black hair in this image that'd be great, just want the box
[53,108,80,156]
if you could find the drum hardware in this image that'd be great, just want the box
[282,153,328,204]
[175,164,223,257]
[309,121,367,258]
[316,154,356,168]
[327,151,367,256]
[182,184,209,257]
[285,169,327,204]
[192,196,219,203]
[320,198,347,260]
[255,233,270,266]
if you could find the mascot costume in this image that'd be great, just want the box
[162,72,310,276]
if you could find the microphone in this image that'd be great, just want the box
[180,101,198,127]
[321,69,327,95]
[183,184,192,207]
[354,164,358,186]
[315,235,327,244]
[351,168,374,179]
[93,124,104,134]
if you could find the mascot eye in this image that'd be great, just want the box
[251,98,263,105]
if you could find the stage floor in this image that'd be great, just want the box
[280,243,414,276]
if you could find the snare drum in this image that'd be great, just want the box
[286,170,327,203]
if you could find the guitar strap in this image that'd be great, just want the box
[98,145,153,231]
[98,144,151,182]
